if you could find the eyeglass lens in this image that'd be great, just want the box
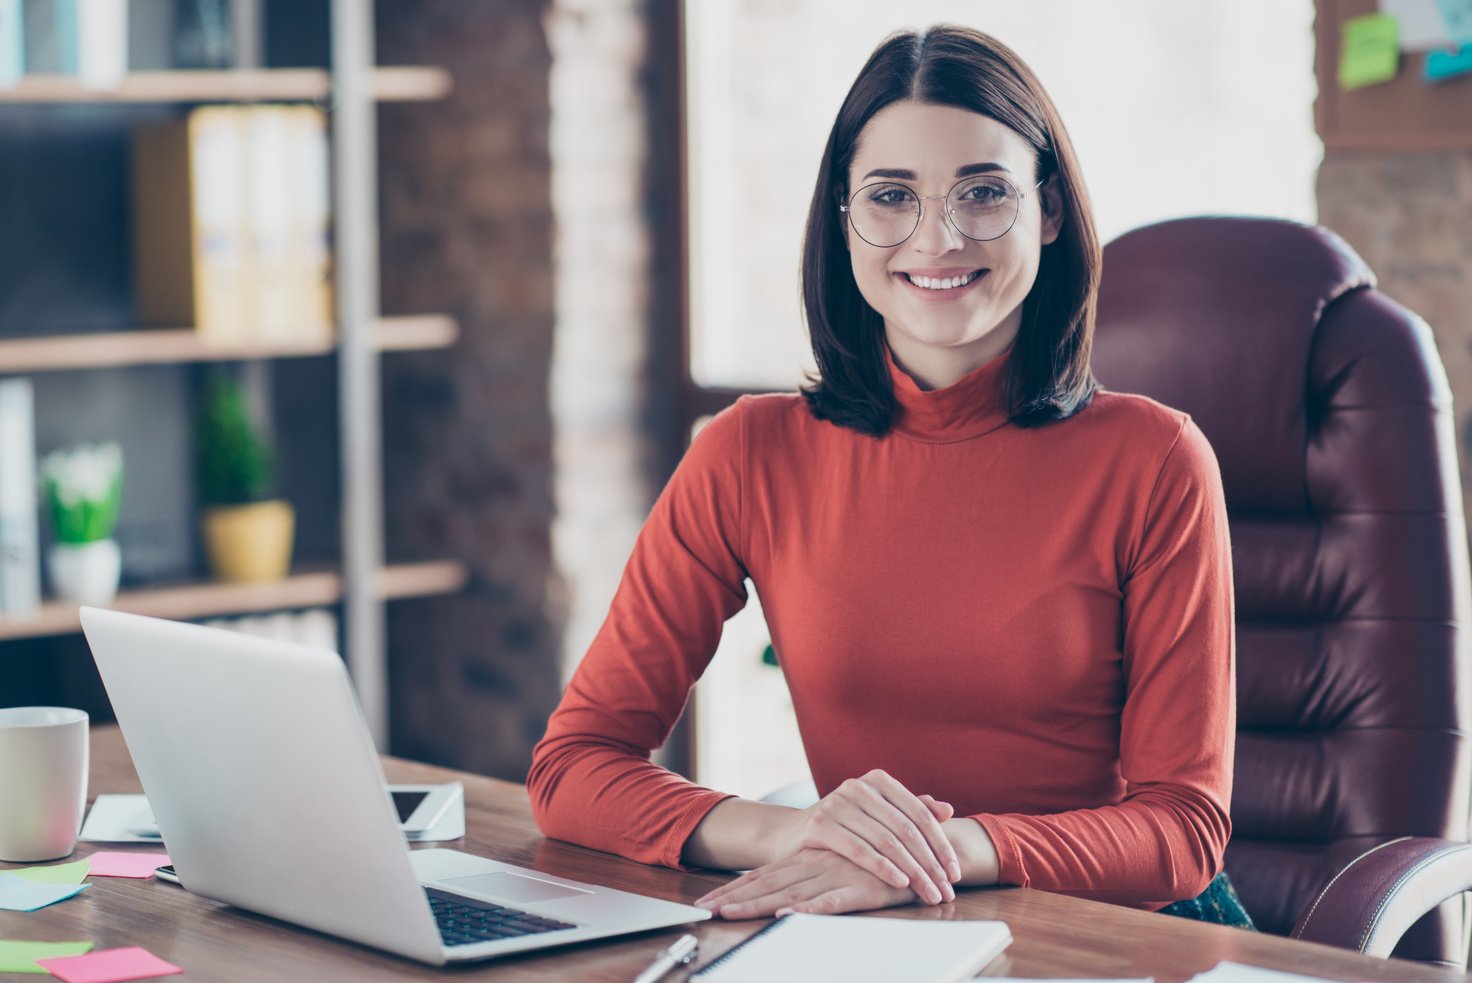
[846,175,1022,248]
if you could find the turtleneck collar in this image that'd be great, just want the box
[886,343,1013,442]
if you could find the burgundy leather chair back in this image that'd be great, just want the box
[1092,217,1472,963]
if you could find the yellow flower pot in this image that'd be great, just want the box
[202,500,295,583]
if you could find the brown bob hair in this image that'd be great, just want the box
[800,25,1100,437]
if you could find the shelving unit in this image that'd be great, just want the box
[0,315,458,373]
[0,67,452,104]
[0,1,457,746]
[0,560,469,642]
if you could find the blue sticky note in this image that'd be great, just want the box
[0,872,89,911]
[1427,42,1472,79]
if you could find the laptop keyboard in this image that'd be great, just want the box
[426,887,578,947]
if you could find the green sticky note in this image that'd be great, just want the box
[11,858,91,885]
[0,940,95,974]
[1340,12,1400,90]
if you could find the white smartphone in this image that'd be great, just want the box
[125,783,461,839]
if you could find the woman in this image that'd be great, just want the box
[529,24,1235,920]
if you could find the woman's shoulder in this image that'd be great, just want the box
[1076,389,1219,482]
[1076,388,1195,443]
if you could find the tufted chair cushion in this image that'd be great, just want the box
[1092,216,1472,965]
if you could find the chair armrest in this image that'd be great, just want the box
[1291,836,1472,957]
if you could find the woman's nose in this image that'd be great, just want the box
[910,201,964,255]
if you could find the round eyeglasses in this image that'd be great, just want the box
[839,174,1044,248]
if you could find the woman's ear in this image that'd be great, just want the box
[1038,175,1064,246]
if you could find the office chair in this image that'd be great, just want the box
[1092,216,1472,966]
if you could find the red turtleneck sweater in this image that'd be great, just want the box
[529,350,1235,907]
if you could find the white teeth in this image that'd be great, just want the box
[907,271,979,290]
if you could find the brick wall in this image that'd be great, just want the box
[374,0,565,778]
[1317,152,1472,504]
[372,0,673,779]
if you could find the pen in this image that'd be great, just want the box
[631,933,698,983]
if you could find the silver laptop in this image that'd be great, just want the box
[79,607,709,966]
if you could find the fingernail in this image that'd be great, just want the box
[927,885,943,904]
[949,862,962,881]
[775,907,793,917]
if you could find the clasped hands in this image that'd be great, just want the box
[695,770,963,920]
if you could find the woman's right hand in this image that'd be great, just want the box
[770,770,960,905]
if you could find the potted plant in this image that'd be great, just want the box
[196,378,294,583]
[40,442,124,605]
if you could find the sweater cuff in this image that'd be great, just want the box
[662,790,736,871]
[973,814,1026,887]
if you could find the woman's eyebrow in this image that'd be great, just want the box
[859,162,1013,182]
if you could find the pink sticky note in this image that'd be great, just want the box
[35,947,181,983]
[83,853,171,879]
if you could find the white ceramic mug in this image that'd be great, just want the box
[0,707,89,862]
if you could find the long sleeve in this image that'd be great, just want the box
[972,419,1236,906]
[527,402,749,868]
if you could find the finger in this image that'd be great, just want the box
[848,787,953,901]
[919,794,955,823]
[775,883,893,917]
[865,773,962,885]
[713,869,827,920]
[839,808,946,905]
[698,861,812,911]
[812,823,909,890]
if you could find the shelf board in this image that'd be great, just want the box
[0,560,469,642]
[0,67,453,104]
[0,315,459,374]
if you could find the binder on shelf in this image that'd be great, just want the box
[75,0,126,89]
[21,0,76,75]
[132,105,334,346]
[0,379,42,617]
[0,0,22,88]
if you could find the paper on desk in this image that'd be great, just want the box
[1188,962,1346,983]
[85,852,169,879]
[0,940,95,974]
[79,796,161,844]
[0,873,89,911]
[11,858,91,884]
[35,946,182,983]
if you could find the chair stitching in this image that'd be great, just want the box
[1361,844,1472,953]
[1294,836,1408,941]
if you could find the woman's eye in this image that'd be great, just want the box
[866,186,915,207]
[959,183,1007,205]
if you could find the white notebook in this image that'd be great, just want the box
[692,913,1011,983]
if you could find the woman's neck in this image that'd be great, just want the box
[884,321,1019,391]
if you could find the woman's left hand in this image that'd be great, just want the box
[695,848,919,920]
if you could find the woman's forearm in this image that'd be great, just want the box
[681,797,799,870]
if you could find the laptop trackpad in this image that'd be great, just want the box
[440,871,591,904]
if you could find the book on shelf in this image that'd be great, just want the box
[0,0,21,88]
[20,0,76,75]
[133,105,334,347]
[0,378,41,617]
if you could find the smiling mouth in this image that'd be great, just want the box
[899,270,985,291]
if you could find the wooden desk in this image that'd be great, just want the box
[2,727,1467,982]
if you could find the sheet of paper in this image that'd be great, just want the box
[1383,0,1453,48]
[34,946,183,983]
[0,940,95,975]
[11,858,91,884]
[79,795,164,845]
[1340,13,1401,89]
[1188,962,1349,983]
[84,852,170,879]
[0,873,89,911]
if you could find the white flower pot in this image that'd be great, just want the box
[48,540,122,605]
